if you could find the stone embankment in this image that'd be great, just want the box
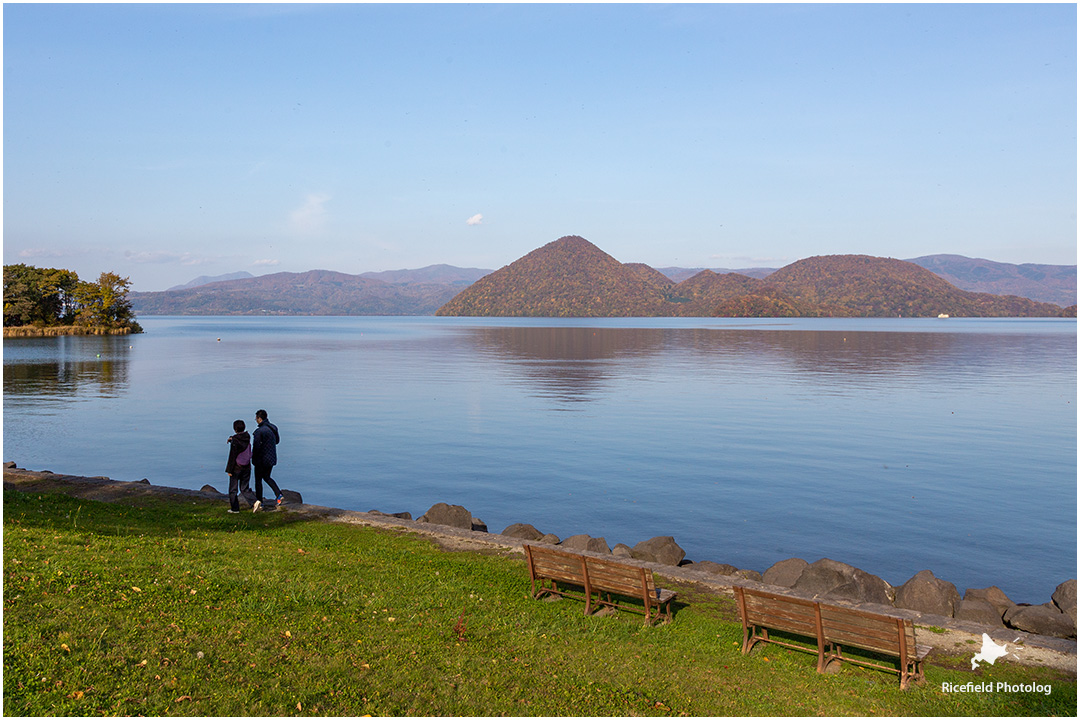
[3,463,1075,671]
[405,501,1077,642]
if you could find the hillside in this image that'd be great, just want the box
[765,255,1067,317]
[658,255,1077,306]
[436,239,1072,318]
[130,269,463,316]
[906,254,1077,306]
[434,236,670,317]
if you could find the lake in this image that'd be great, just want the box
[3,316,1075,603]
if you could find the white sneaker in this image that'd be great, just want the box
[227,509,240,514]
[252,500,262,513]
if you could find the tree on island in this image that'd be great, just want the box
[3,264,143,332]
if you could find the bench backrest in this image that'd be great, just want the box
[818,603,915,658]
[524,544,588,587]
[586,555,656,600]
[735,586,823,640]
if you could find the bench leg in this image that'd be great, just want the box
[900,659,925,690]
[742,626,767,655]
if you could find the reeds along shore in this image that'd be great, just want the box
[3,325,134,338]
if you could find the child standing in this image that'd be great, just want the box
[226,420,252,513]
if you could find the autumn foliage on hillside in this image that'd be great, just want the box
[435,236,670,317]
[436,237,1071,318]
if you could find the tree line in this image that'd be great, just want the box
[3,264,142,332]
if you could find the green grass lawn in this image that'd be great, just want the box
[4,488,1075,716]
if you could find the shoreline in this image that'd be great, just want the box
[3,325,135,338]
[3,463,1075,672]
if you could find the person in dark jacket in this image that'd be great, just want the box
[251,409,283,512]
[225,420,252,513]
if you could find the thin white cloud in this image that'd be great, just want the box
[124,250,208,266]
[253,259,280,267]
[466,213,483,226]
[290,193,330,234]
[18,248,68,259]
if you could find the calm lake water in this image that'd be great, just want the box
[4,316,1076,603]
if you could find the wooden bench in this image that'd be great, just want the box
[734,586,930,689]
[523,544,677,625]
[819,603,930,690]
[734,586,825,672]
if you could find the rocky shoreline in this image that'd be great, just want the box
[3,463,1075,670]
[381,500,1077,643]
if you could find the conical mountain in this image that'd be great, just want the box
[436,236,668,316]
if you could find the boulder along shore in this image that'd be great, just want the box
[3,463,1075,672]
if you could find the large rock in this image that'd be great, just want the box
[501,523,544,541]
[1052,579,1077,626]
[792,558,893,605]
[368,510,413,520]
[560,535,611,554]
[735,569,764,582]
[538,533,561,545]
[281,488,303,505]
[763,558,808,588]
[612,543,633,558]
[201,484,222,495]
[1005,604,1076,639]
[894,570,961,617]
[963,586,1015,620]
[955,599,1005,626]
[695,561,740,577]
[630,536,686,566]
[417,502,473,530]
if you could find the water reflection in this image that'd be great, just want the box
[3,335,132,400]
[469,327,670,403]
[464,325,1073,402]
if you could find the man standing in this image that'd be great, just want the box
[251,409,283,512]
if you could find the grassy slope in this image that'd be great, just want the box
[4,489,1074,717]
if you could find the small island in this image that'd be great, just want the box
[3,264,143,337]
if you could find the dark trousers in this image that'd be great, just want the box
[254,463,282,502]
[228,464,253,512]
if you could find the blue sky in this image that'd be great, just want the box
[4,3,1076,291]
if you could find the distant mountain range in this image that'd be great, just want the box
[904,255,1076,307]
[130,247,1075,316]
[166,271,255,291]
[436,236,1073,318]
[130,267,484,316]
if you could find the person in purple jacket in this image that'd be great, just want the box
[251,409,283,512]
[225,419,252,513]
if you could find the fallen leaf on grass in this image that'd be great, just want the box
[296,702,302,711]
[131,587,142,593]
[67,691,84,700]
[297,548,307,554]
[60,643,70,653]
[284,630,292,638]
[174,695,192,702]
